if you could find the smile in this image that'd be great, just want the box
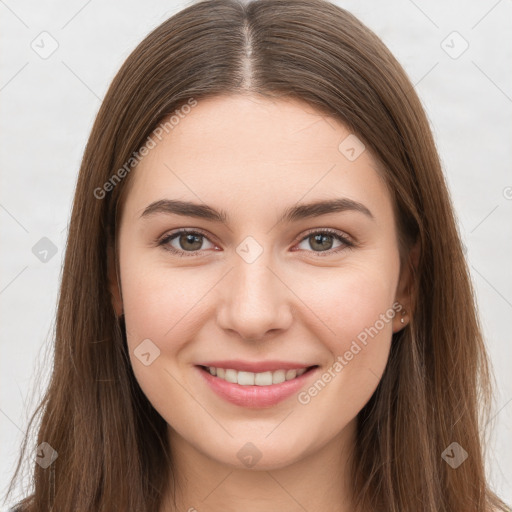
[196,364,319,408]
[199,365,313,386]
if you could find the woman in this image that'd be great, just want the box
[5,0,510,510]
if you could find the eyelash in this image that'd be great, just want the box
[157,228,355,258]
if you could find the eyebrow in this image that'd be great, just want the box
[139,197,374,224]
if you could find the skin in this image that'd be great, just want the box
[108,94,416,512]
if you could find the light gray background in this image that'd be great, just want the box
[1,0,511,509]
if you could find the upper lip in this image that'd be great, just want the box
[197,360,317,373]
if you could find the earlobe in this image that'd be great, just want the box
[107,243,123,317]
[392,239,420,333]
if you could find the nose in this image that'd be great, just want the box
[216,257,293,342]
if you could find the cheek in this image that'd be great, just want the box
[119,263,207,413]
[122,267,201,344]
[334,272,398,397]
[292,259,399,397]
[119,248,221,378]
[296,256,398,341]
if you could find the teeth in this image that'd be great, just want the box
[206,366,310,386]
[225,369,237,383]
[286,369,297,380]
[238,371,255,385]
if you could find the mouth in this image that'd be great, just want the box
[195,363,320,408]
[197,364,318,386]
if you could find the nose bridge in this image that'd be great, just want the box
[216,247,292,340]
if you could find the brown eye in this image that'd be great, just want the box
[158,230,216,256]
[295,229,353,256]
[307,233,335,251]
[176,233,204,251]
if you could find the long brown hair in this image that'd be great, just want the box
[5,0,509,510]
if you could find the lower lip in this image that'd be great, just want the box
[196,365,318,408]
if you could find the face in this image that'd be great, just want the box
[110,94,411,471]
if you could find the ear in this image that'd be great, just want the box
[392,239,420,333]
[107,242,123,317]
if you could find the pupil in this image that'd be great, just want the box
[311,234,332,251]
[181,233,202,251]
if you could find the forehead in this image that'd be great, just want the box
[120,94,392,227]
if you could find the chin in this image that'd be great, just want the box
[200,434,314,471]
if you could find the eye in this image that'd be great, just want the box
[158,229,216,257]
[293,228,354,256]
